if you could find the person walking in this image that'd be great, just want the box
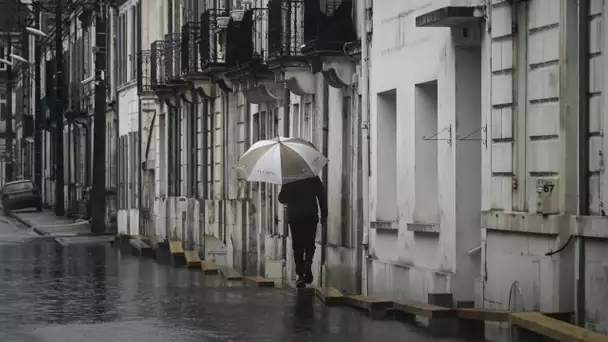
[278,175,328,288]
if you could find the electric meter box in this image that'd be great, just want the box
[534,177,560,214]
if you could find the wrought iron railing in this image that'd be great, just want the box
[181,21,201,74]
[251,8,268,62]
[137,50,153,94]
[68,82,83,112]
[164,33,182,82]
[151,40,166,87]
[302,0,356,52]
[267,0,355,58]
[200,9,230,68]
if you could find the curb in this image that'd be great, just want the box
[7,212,110,238]
[7,212,41,233]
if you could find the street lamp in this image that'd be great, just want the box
[25,27,47,38]
[10,53,31,64]
[0,58,14,66]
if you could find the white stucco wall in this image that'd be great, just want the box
[117,85,138,235]
[368,0,483,304]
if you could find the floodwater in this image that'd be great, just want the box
[0,215,468,342]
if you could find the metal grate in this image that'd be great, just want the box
[200,9,229,68]
[164,33,182,82]
[181,21,201,73]
[151,40,166,87]
[137,50,153,94]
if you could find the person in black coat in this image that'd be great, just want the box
[278,176,328,288]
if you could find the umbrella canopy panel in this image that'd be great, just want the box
[235,137,328,185]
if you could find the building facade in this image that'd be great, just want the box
[9,0,608,338]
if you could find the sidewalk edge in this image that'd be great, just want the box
[7,212,47,236]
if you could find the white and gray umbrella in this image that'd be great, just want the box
[234,136,328,185]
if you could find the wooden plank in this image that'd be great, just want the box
[244,276,274,288]
[220,267,243,280]
[457,308,510,322]
[129,237,153,257]
[183,251,201,268]
[394,302,456,318]
[345,295,393,319]
[201,260,219,274]
[168,240,184,255]
[315,287,345,307]
[510,312,608,342]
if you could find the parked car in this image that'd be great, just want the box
[1,180,43,214]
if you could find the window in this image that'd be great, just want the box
[117,12,129,85]
[130,7,137,80]
[4,181,34,192]
[414,81,439,224]
[0,46,7,71]
[0,99,6,122]
[376,89,398,221]
[117,13,122,84]
[188,103,198,198]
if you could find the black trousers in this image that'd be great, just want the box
[289,218,318,276]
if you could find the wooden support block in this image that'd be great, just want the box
[244,276,275,288]
[220,267,243,280]
[168,240,185,267]
[345,295,393,319]
[201,260,219,274]
[315,287,345,307]
[394,302,456,319]
[457,308,510,322]
[129,237,154,258]
[393,302,458,337]
[168,240,184,255]
[184,251,202,268]
[543,312,574,324]
[510,312,608,342]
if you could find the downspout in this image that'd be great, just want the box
[281,82,290,264]
[320,81,329,287]
[359,0,371,296]
[576,0,589,328]
[223,92,228,245]
[138,96,142,235]
[201,97,208,257]
[242,97,251,274]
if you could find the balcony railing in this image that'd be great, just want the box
[200,9,230,69]
[151,40,166,88]
[137,50,153,94]
[68,82,83,112]
[268,0,355,58]
[164,33,183,83]
[181,21,201,74]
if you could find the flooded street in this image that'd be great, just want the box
[0,216,466,342]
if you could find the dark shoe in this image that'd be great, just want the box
[296,277,306,288]
[304,269,313,284]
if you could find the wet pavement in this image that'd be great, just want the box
[0,214,468,342]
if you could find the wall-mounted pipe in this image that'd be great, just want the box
[281,82,290,265]
[359,0,371,296]
[576,0,589,328]
[320,81,329,287]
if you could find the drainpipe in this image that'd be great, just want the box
[281,82,290,264]
[576,0,589,328]
[201,97,208,256]
[359,0,371,296]
[320,81,329,287]
[222,92,228,245]
[138,96,142,235]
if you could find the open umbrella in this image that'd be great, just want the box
[234,136,328,185]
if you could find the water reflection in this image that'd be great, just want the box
[0,232,468,341]
[293,291,315,333]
